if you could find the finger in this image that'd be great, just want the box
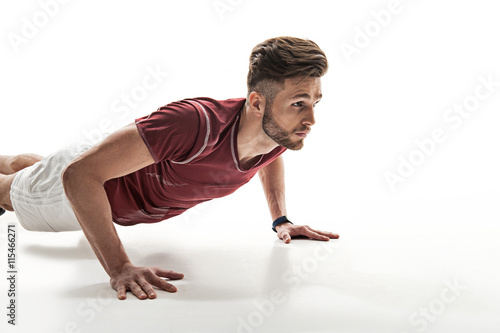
[145,272,178,293]
[301,226,331,241]
[129,282,149,300]
[279,230,292,244]
[116,285,127,300]
[138,279,158,299]
[155,279,178,293]
[305,227,340,239]
[152,267,184,280]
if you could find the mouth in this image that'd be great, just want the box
[295,131,309,138]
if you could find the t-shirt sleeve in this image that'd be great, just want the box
[135,100,202,163]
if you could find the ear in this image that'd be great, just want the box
[248,91,266,118]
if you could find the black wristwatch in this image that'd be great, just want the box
[272,216,293,232]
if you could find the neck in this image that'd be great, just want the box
[237,102,278,166]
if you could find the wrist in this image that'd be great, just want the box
[275,222,292,232]
[272,216,293,232]
[109,261,134,277]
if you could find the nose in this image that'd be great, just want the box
[302,106,315,127]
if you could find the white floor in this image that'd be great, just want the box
[1,193,499,333]
[2,0,500,332]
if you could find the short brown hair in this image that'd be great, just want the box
[247,36,328,105]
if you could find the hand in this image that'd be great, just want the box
[110,263,184,300]
[275,223,339,244]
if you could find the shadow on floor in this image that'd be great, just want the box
[24,236,95,260]
[60,240,301,302]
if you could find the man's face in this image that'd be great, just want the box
[262,77,322,150]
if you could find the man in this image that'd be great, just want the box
[0,36,339,300]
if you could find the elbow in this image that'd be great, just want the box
[62,162,89,194]
[62,163,78,195]
[62,162,104,195]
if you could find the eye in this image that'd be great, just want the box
[292,101,304,107]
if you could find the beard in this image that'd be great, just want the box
[262,102,307,151]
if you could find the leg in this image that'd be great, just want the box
[0,173,15,212]
[0,154,42,213]
[0,154,43,175]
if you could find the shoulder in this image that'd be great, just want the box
[135,99,209,163]
[141,97,246,128]
[185,97,246,134]
[188,97,246,113]
[140,99,203,126]
[135,97,246,163]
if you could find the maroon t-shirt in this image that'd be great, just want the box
[103,97,287,226]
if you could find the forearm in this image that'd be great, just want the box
[258,156,287,221]
[62,168,131,276]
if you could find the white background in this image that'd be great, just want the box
[1,0,499,332]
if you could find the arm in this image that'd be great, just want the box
[62,123,183,300]
[258,155,287,221]
[258,156,339,243]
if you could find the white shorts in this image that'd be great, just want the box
[9,142,93,232]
